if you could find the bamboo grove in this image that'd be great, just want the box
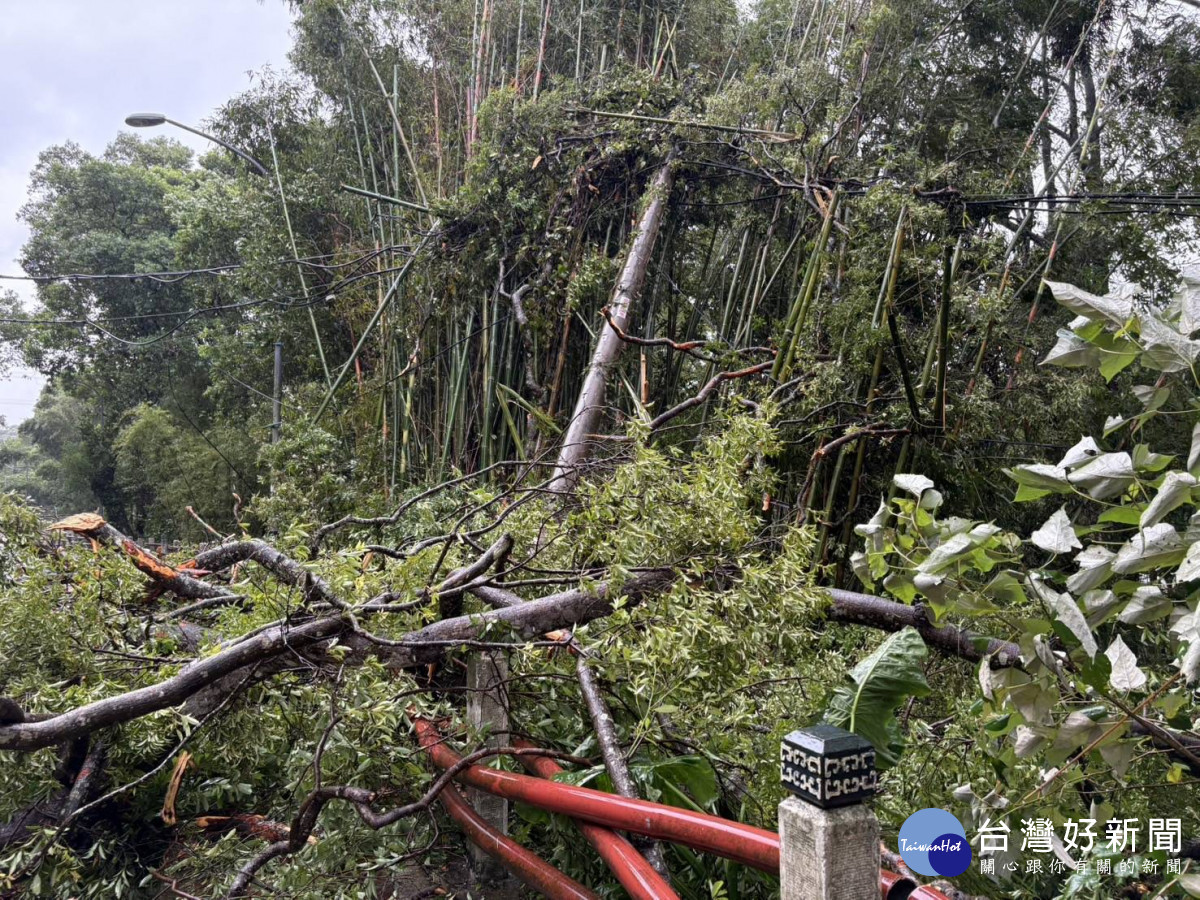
[3,0,1200,897]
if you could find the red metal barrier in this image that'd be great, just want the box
[880,868,919,899]
[415,718,780,871]
[513,737,681,900]
[416,718,952,900]
[433,777,599,900]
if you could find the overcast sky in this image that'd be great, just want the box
[0,0,294,425]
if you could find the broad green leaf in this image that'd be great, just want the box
[1058,436,1101,469]
[1117,585,1172,624]
[824,627,930,768]
[1112,523,1184,574]
[1054,592,1097,659]
[1105,636,1147,692]
[913,572,953,608]
[1067,452,1135,500]
[1098,740,1136,779]
[893,473,935,497]
[1176,542,1200,582]
[1044,280,1133,325]
[1005,464,1071,501]
[1189,422,1200,477]
[883,573,917,603]
[1066,545,1115,594]
[1041,329,1101,368]
[1131,384,1171,411]
[1139,313,1200,372]
[1132,444,1174,472]
[917,532,974,574]
[1031,507,1081,555]
[982,570,1026,605]
[1092,333,1140,382]
[1140,471,1197,527]
[1098,505,1143,525]
[1009,680,1057,725]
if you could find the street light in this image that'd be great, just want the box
[124,112,270,177]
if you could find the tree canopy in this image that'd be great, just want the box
[3,0,1200,897]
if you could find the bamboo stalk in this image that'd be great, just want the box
[933,242,954,427]
[772,191,841,381]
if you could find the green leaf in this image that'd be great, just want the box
[1092,333,1140,382]
[1044,280,1134,326]
[1139,313,1200,373]
[823,627,930,768]
[1054,592,1097,659]
[1140,471,1196,527]
[1132,444,1175,473]
[1098,505,1143,525]
[1132,384,1171,411]
[1105,636,1147,692]
[893,473,935,497]
[1112,523,1184,574]
[1005,464,1071,501]
[1041,329,1102,368]
[982,570,1027,604]
[1067,452,1135,500]
[1031,507,1081,555]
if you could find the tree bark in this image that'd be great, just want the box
[550,153,676,490]
[576,655,671,878]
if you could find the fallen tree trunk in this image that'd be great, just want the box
[550,151,677,490]
[0,568,674,752]
[577,654,671,879]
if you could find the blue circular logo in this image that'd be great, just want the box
[898,808,971,877]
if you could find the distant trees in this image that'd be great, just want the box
[4,2,1200,894]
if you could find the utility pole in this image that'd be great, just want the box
[272,341,283,444]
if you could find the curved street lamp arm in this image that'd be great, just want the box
[163,118,270,177]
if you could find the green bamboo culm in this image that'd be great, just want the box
[771,190,841,381]
[933,241,954,427]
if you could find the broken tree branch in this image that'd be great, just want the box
[551,150,678,490]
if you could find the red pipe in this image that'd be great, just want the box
[417,718,944,900]
[416,718,779,871]
[513,737,681,900]
[880,868,918,899]
[433,777,599,900]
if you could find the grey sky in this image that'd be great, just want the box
[0,0,294,425]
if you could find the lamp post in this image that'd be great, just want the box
[124,113,269,177]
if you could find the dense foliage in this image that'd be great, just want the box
[2,0,1200,897]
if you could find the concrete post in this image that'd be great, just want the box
[779,724,880,900]
[466,651,511,885]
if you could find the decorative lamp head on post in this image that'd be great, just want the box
[781,724,877,810]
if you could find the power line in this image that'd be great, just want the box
[0,245,412,284]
